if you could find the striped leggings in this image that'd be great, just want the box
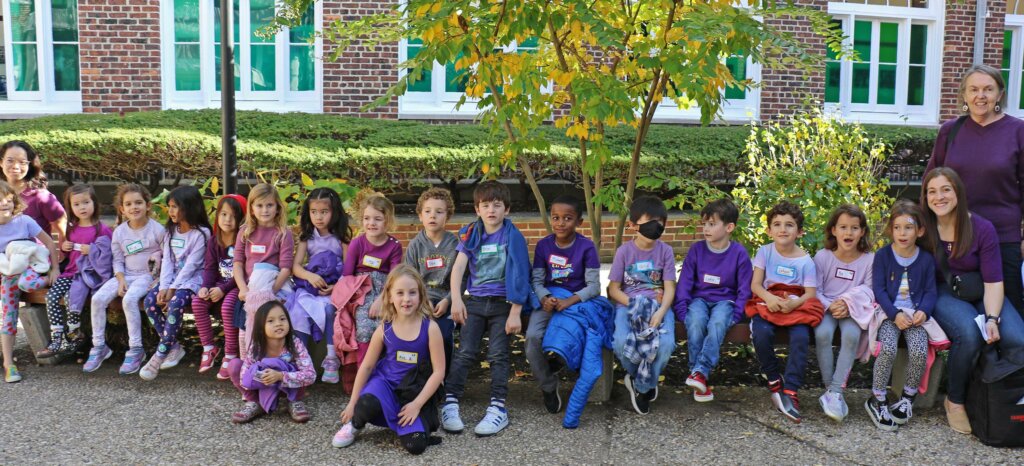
[190,289,240,357]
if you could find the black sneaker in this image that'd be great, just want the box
[889,395,914,425]
[624,374,649,415]
[546,352,565,374]
[772,389,802,423]
[865,397,898,431]
[542,389,563,414]
[35,331,66,359]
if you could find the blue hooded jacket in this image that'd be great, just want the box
[457,218,539,313]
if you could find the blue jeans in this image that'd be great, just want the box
[684,298,736,377]
[612,305,676,394]
[933,285,1024,403]
[751,316,811,392]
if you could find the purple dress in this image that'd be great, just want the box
[360,318,432,436]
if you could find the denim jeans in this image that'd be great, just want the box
[814,313,862,393]
[751,316,811,392]
[683,298,736,377]
[933,285,1024,403]
[444,296,511,401]
[612,305,676,394]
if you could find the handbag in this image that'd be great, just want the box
[966,346,1024,447]
[935,241,985,302]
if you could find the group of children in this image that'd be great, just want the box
[1,169,949,455]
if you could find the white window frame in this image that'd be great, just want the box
[158,0,323,112]
[825,1,944,125]
[652,56,762,124]
[1004,16,1024,118]
[0,0,82,114]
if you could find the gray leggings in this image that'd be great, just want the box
[814,314,861,392]
[872,319,928,395]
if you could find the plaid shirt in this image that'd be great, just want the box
[621,295,661,389]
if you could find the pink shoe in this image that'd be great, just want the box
[199,347,221,373]
[217,356,235,381]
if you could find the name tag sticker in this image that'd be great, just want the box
[835,268,855,281]
[125,240,144,255]
[171,238,186,249]
[72,243,83,252]
[396,351,418,364]
[481,243,499,254]
[549,254,569,267]
[362,255,383,269]
[227,246,234,259]
[635,260,654,272]
[250,244,267,254]
[425,257,445,270]
[776,265,796,278]
[703,274,721,285]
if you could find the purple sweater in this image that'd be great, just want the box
[927,115,1024,243]
[672,240,753,322]
[939,213,1003,284]
[202,235,237,293]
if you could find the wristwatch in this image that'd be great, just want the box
[985,314,1001,324]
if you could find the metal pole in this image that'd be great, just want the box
[221,0,238,195]
[973,0,987,66]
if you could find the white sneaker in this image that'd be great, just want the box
[474,406,509,437]
[441,403,464,433]
[160,344,186,369]
[332,422,359,448]
[139,354,165,381]
[819,390,847,422]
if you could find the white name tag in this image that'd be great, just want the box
[171,238,186,249]
[72,243,83,252]
[362,255,383,269]
[227,246,234,259]
[835,268,855,281]
[549,254,569,267]
[776,265,796,278]
[396,350,418,364]
[481,243,499,254]
[125,240,144,255]
[703,274,721,285]
[250,244,267,254]
[635,260,654,272]
[425,257,445,270]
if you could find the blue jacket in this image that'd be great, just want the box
[542,287,613,428]
[458,218,539,312]
[872,245,938,319]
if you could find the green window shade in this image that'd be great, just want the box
[250,0,275,43]
[214,0,240,43]
[12,44,40,92]
[52,44,79,91]
[289,4,315,91]
[289,4,315,43]
[251,45,276,91]
[878,23,898,63]
[877,23,898,105]
[10,0,36,41]
[214,0,241,92]
[174,0,200,43]
[877,65,896,105]
[851,63,870,104]
[50,0,77,42]
[724,56,746,100]
[215,45,242,92]
[907,24,927,106]
[853,21,872,61]
[50,0,80,91]
[445,54,469,93]
[175,45,201,91]
[405,40,432,93]
[10,0,39,92]
[825,62,841,103]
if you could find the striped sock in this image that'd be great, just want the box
[445,394,458,405]
[489,398,506,412]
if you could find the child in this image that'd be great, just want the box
[0,181,60,382]
[229,298,315,424]
[333,265,445,454]
[234,183,294,357]
[289,187,350,383]
[442,180,536,436]
[86,184,166,374]
[868,199,938,431]
[813,204,874,422]
[609,195,677,415]
[672,198,752,403]
[527,195,602,413]
[39,184,112,359]
[140,186,212,380]
[746,200,824,423]
[191,194,246,377]
[403,187,459,369]
[344,192,403,363]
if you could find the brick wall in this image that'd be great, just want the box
[939,1,1007,121]
[321,0,399,117]
[758,0,828,121]
[78,0,162,114]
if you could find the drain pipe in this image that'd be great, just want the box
[974,0,988,65]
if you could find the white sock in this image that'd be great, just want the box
[203,345,215,351]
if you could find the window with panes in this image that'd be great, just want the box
[1002,10,1024,117]
[1,0,80,110]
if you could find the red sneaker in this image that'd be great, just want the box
[199,347,221,373]
[217,356,235,381]
[694,386,715,402]
[685,371,708,393]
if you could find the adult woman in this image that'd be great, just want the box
[922,167,1024,434]
[926,65,1024,316]
[0,141,66,239]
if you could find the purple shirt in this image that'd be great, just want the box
[202,235,237,292]
[343,234,402,276]
[752,243,817,288]
[940,213,1003,283]
[159,226,210,292]
[19,187,65,234]
[457,225,508,297]
[673,240,753,318]
[0,214,42,253]
[234,225,295,278]
[532,234,600,294]
[812,248,874,308]
[60,223,113,279]
[927,115,1024,243]
[609,239,676,301]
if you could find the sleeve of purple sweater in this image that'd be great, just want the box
[734,247,753,316]
[201,239,219,288]
[672,249,697,320]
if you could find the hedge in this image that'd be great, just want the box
[0,110,938,193]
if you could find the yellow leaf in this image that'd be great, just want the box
[481,163,490,174]
[210,177,219,195]
[658,375,666,382]
[480,361,490,369]
[430,1,441,13]
[554,70,573,88]
[415,3,431,17]
[301,173,314,187]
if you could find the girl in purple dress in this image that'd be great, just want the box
[333,264,445,455]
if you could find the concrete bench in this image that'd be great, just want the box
[18,288,128,365]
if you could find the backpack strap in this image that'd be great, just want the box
[943,115,969,159]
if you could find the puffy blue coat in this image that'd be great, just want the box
[542,287,613,428]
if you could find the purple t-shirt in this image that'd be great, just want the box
[343,234,402,276]
[610,239,676,301]
[532,233,600,294]
[19,187,65,234]
[812,248,874,308]
[0,214,42,253]
[752,243,817,288]
[60,223,113,279]
[940,213,1003,283]
[457,225,508,297]
[927,115,1024,243]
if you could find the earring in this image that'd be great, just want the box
[962,104,969,112]
[996,104,1002,113]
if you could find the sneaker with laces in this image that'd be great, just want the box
[694,385,715,402]
[139,353,165,381]
[542,388,562,414]
[441,402,465,433]
[321,356,340,384]
[332,422,360,447]
[474,406,510,437]
[889,396,914,425]
[83,345,113,373]
[160,344,186,369]
[773,389,802,423]
[819,390,848,422]
[199,347,221,373]
[217,357,235,381]
[232,401,263,424]
[865,397,898,431]
[685,371,708,393]
[119,347,146,375]
[289,400,311,423]
[4,365,22,383]
[624,374,650,415]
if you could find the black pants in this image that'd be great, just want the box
[352,394,430,455]
[1000,242,1024,317]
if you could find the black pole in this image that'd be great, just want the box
[221,0,237,195]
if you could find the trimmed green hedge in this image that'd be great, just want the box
[0,110,938,192]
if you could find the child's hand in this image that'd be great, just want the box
[308,273,328,290]
[555,298,576,311]
[450,298,467,324]
[208,287,225,302]
[60,241,74,252]
[258,369,283,385]
[765,295,784,313]
[157,289,172,306]
[238,289,247,302]
[319,284,334,296]
[541,296,558,312]
[433,298,449,318]
[117,279,128,297]
[79,244,91,255]
[46,270,58,287]
[340,403,355,424]
[368,297,382,319]
[648,313,664,331]
[894,312,912,330]
[505,313,522,335]
[912,310,927,327]
[198,287,209,300]
[398,400,423,427]
[829,300,848,318]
